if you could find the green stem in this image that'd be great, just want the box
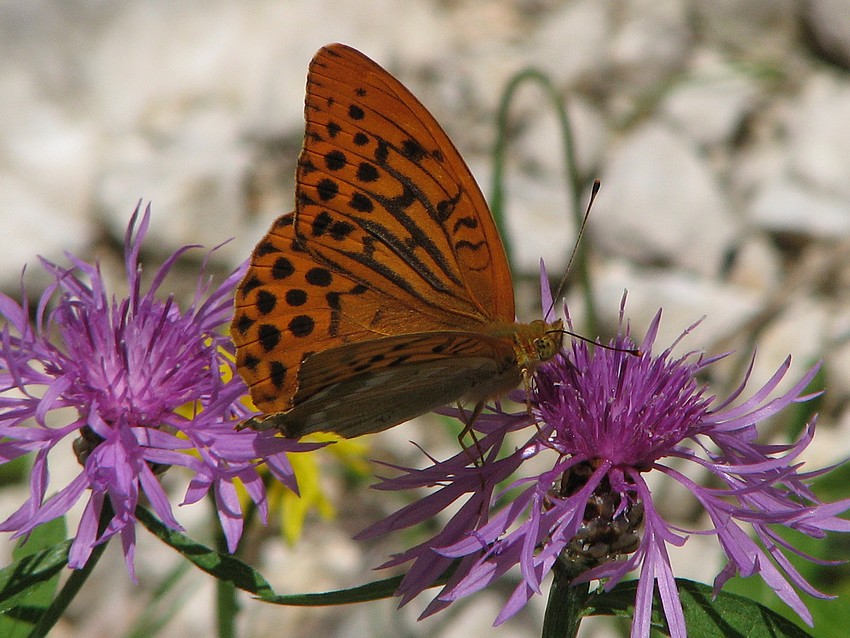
[490,68,597,333]
[214,502,239,638]
[216,575,238,638]
[541,559,589,638]
[28,501,113,638]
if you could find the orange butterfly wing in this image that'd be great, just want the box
[231,44,561,438]
[232,213,519,422]
[296,44,515,327]
[272,331,523,437]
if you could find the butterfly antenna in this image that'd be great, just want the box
[546,179,601,317]
[552,326,641,356]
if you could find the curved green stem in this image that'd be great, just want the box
[490,68,597,332]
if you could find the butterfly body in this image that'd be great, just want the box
[232,44,563,439]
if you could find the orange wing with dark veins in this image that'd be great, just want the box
[295,44,515,324]
[230,44,563,438]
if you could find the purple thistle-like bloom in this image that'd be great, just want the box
[0,203,310,578]
[359,281,850,637]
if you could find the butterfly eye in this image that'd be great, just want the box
[535,335,561,361]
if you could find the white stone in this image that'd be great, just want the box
[808,407,850,468]
[79,1,464,258]
[578,258,822,416]
[478,99,608,276]
[531,0,614,86]
[575,258,763,352]
[826,319,850,401]
[725,233,782,293]
[787,74,850,200]
[591,123,739,276]
[498,170,578,275]
[0,173,92,289]
[1,100,95,213]
[661,52,762,147]
[746,297,830,400]
[515,96,610,185]
[748,177,850,237]
[609,0,691,89]
[692,0,801,54]
[0,66,97,283]
[96,106,250,257]
[730,113,794,198]
[438,593,523,638]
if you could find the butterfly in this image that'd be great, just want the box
[231,43,564,439]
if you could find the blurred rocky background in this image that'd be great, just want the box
[2,1,850,636]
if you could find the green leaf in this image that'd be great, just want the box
[136,506,275,598]
[259,574,405,606]
[586,578,813,637]
[0,527,71,636]
[0,455,30,487]
[137,505,446,606]
[11,518,67,562]
[6,518,67,633]
[584,579,666,628]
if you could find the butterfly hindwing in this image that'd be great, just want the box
[249,331,521,438]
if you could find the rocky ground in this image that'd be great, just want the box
[2,1,850,637]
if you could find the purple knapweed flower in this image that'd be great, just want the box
[358,275,850,637]
[0,203,311,578]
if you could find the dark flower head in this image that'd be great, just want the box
[358,284,850,638]
[0,203,310,578]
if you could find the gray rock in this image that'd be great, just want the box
[749,178,850,237]
[588,258,763,350]
[661,52,762,147]
[787,74,850,200]
[592,123,738,277]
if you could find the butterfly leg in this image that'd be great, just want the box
[457,401,485,466]
[522,368,534,416]
[521,367,546,437]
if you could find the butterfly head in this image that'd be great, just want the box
[517,318,564,368]
[535,318,565,362]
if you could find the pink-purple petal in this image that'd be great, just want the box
[354,295,848,636]
[0,202,313,578]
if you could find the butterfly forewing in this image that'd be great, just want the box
[233,211,511,414]
[296,44,515,325]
